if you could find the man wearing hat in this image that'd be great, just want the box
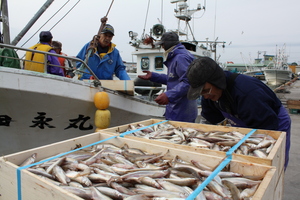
[76,21,130,80]
[138,32,198,122]
[24,31,64,76]
[187,56,291,170]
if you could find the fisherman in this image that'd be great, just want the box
[138,32,198,123]
[52,40,74,77]
[186,57,291,170]
[24,31,64,76]
[76,19,130,80]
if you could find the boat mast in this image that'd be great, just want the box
[11,0,54,46]
[171,0,202,43]
[0,0,10,44]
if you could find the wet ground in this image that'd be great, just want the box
[278,79,300,200]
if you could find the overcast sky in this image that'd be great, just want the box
[6,0,300,65]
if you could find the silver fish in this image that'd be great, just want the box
[96,186,129,199]
[27,168,54,180]
[123,194,150,200]
[253,149,267,158]
[191,160,213,171]
[60,186,92,199]
[138,176,162,189]
[69,181,84,188]
[46,157,66,174]
[121,169,170,182]
[222,179,240,200]
[90,186,113,200]
[52,165,70,185]
[134,188,188,198]
[240,184,259,199]
[19,153,37,167]
[110,181,137,195]
[66,171,92,186]
[161,178,199,186]
[207,180,228,198]
[203,190,223,200]
[156,179,190,196]
[222,177,261,189]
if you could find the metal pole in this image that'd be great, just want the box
[1,0,10,44]
[11,0,54,46]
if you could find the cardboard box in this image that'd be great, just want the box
[101,119,286,181]
[0,132,280,200]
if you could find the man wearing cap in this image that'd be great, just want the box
[76,23,130,80]
[186,56,291,170]
[138,32,198,123]
[24,31,64,76]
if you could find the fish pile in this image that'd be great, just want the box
[119,123,277,158]
[20,143,263,200]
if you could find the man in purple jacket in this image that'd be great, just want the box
[187,57,291,170]
[138,32,198,122]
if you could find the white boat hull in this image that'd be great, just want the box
[0,67,166,155]
[243,70,265,80]
[263,69,292,85]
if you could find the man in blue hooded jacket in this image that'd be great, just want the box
[138,32,198,122]
[76,24,130,80]
[187,57,291,170]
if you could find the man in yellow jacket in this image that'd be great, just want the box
[24,31,64,76]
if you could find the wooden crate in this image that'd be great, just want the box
[101,119,286,180]
[83,80,134,95]
[0,132,280,200]
[287,99,300,109]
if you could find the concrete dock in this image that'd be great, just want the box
[278,79,300,200]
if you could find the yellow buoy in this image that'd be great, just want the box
[94,109,111,129]
[94,91,110,110]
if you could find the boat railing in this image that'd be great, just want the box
[134,86,166,101]
[0,43,102,86]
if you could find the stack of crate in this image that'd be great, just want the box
[101,119,286,199]
[0,119,286,200]
[287,99,300,114]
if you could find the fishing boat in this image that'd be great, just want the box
[263,44,293,86]
[243,57,265,80]
[0,0,168,155]
[0,43,169,156]
[0,0,221,155]
[225,52,265,80]
[128,0,225,82]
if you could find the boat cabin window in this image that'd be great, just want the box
[141,57,150,71]
[155,56,164,71]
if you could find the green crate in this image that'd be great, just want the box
[289,109,300,114]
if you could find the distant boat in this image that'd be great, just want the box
[264,68,293,86]
[243,58,265,80]
[263,44,293,86]
[224,58,265,80]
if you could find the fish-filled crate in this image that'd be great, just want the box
[101,119,286,183]
[0,132,280,200]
